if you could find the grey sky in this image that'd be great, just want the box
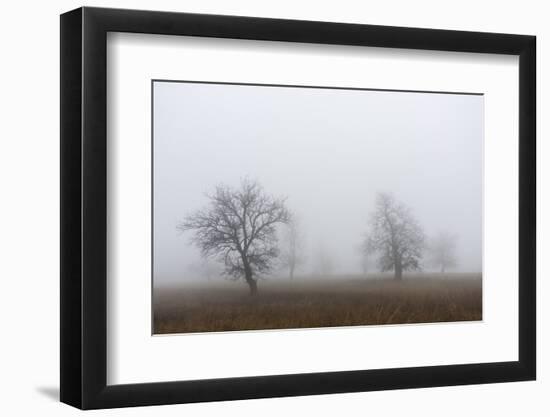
[153,81,483,285]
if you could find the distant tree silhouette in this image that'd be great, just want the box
[358,242,370,276]
[280,215,305,280]
[429,231,458,273]
[364,193,425,280]
[185,259,220,281]
[312,245,334,276]
[178,179,290,295]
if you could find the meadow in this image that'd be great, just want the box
[153,273,482,334]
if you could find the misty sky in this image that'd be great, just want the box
[153,81,483,285]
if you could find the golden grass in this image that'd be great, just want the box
[153,273,482,334]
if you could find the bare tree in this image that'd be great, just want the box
[429,231,458,273]
[364,193,425,280]
[312,244,334,276]
[178,179,290,295]
[280,215,305,280]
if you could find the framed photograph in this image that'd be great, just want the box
[60,7,536,409]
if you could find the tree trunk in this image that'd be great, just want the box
[240,252,258,296]
[247,278,258,296]
[243,262,258,296]
[394,262,403,280]
[441,265,445,273]
[289,264,295,280]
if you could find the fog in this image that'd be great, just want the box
[153,81,483,286]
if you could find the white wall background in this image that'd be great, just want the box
[0,0,545,415]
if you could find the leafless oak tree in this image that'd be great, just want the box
[280,215,305,280]
[429,231,458,273]
[364,193,425,280]
[178,179,290,295]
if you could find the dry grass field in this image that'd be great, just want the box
[153,273,482,334]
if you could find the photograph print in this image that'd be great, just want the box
[152,80,483,335]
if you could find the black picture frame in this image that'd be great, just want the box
[60,6,536,410]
